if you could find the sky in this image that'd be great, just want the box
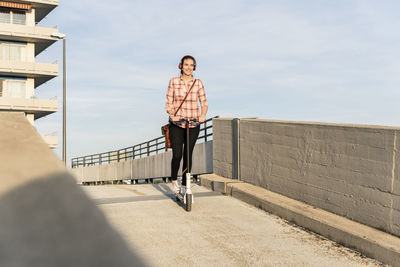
[34,0,400,164]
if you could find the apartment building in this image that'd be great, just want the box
[0,0,62,148]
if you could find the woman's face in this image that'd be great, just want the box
[182,59,195,76]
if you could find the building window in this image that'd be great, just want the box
[12,10,25,25]
[0,9,10,23]
[0,42,27,61]
[0,79,27,98]
[0,8,26,25]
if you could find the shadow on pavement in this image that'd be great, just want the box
[152,183,175,199]
[0,172,148,267]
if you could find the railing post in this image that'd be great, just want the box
[156,139,158,154]
[83,157,86,167]
[133,146,135,159]
[232,118,240,180]
[99,154,102,165]
[147,142,150,156]
[117,150,120,162]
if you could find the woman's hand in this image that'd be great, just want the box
[199,115,206,123]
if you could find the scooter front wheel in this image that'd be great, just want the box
[185,193,192,212]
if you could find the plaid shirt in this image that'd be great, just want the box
[165,75,208,128]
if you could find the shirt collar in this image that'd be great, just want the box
[180,74,195,82]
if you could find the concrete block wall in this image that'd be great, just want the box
[393,136,400,234]
[213,118,400,237]
[191,140,213,174]
[212,118,234,178]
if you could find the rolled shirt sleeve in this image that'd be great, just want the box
[197,80,208,107]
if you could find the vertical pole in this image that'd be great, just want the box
[155,139,158,154]
[204,120,207,142]
[62,38,66,165]
[186,122,190,174]
[232,118,240,180]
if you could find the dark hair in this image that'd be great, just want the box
[180,55,196,74]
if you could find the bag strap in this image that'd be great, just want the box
[173,79,197,116]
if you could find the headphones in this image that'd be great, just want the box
[179,55,196,71]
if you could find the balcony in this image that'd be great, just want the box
[0,96,58,119]
[0,59,58,87]
[42,134,58,148]
[14,0,59,23]
[0,22,60,55]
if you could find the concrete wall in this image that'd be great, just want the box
[27,7,35,27]
[212,118,400,237]
[71,141,213,183]
[0,112,145,266]
[212,118,234,178]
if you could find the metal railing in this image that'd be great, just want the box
[71,117,217,168]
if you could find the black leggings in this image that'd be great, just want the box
[170,123,200,185]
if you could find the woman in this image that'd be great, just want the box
[165,55,208,194]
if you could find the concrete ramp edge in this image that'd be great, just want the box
[200,173,400,267]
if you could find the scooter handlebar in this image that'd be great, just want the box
[173,118,199,125]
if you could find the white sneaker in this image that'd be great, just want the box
[177,176,182,192]
[171,180,179,193]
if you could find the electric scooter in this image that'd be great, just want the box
[175,118,199,212]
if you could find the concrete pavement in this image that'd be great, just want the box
[82,183,385,267]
